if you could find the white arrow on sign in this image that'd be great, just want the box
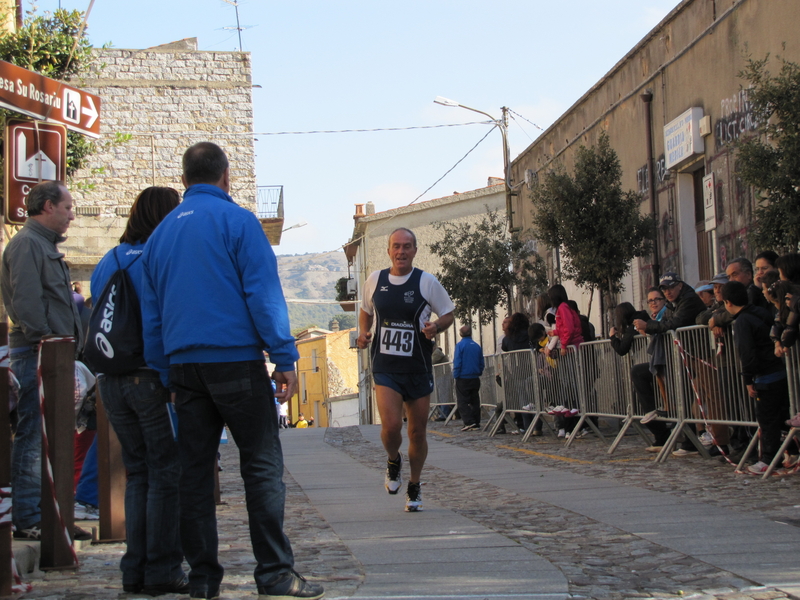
[81,95,98,128]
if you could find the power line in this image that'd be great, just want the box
[507,108,544,131]
[253,121,493,136]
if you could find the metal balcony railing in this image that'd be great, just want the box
[257,185,284,219]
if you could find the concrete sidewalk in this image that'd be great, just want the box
[282,425,800,600]
[283,427,567,600]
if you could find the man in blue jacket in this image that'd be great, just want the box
[140,142,323,600]
[453,325,485,431]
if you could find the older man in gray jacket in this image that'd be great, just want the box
[1,180,83,540]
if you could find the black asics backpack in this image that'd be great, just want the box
[83,248,145,374]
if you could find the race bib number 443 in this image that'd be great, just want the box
[380,320,415,356]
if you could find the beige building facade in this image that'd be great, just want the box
[508,0,800,311]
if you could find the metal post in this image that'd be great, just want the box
[95,386,126,542]
[39,339,77,570]
[0,322,11,595]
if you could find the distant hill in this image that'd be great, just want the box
[277,251,353,332]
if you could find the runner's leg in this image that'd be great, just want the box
[404,395,430,483]
[376,385,404,461]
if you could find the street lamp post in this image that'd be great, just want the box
[433,96,514,232]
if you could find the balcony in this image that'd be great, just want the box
[257,185,285,245]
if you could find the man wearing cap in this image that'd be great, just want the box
[695,281,715,308]
[633,272,706,336]
[697,272,729,327]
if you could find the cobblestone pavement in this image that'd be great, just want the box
[16,439,362,600]
[14,420,800,599]
[325,421,800,600]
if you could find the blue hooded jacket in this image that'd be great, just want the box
[140,184,298,387]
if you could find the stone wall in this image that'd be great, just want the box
[56,39,255,287]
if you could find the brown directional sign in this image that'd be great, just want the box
[0,60,101,138]
[4,118,67,225]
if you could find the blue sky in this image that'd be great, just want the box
[39,0,677,255]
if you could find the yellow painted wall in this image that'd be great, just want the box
[296,336,328,427]
[293,329,358,428]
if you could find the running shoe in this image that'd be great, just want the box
[385,453,402,495]
[645,445,663,453]
[672,448,699,457]
[13,523,41,540]
[641,410,666,424]
[698,431,715,447]
[557,429,566,438]
[460,423,478,431]
[747,461,769,474]
[405,482,423,512]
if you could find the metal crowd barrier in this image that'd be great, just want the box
[430,324,800,478]
[429,362,457,423]
[478,354,501,431]
[489,349,537,437]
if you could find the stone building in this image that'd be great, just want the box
[344,178,507,423]
[51,38,283,286]
[508,0,800,311]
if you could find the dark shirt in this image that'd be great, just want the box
[644,284,706,334]
[610,310,649,356]
[501,329,530,352]
[731,304,785,385]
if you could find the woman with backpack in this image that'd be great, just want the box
[89,187,187,596]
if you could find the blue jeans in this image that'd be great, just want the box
[170,360,294,594]
[10,348,41,530]
[98,371,183,588]
[75,436,98,507]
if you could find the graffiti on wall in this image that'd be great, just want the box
[717,228,749,270]
[636,154,668,195]
[715,88,759,147]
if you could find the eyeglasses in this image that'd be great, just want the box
[647,298,665,304]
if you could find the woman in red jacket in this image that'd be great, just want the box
[544,284,584,357]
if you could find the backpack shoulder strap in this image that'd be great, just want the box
[116,246,143,271]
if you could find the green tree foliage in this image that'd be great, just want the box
[736,55,800,252]
[287,303,341,334]
[328,313,356,330]
[335,277,354,302]
[0,8,97,175]
[529,132,654,301]
[428,209,547,325]
[0,8,92,78]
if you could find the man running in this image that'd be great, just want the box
[357,228,454,512]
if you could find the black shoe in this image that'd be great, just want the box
[13,523,41,540]
[190,586,220,599]
[495,426,507,434]
[122,583,143,593]
[73,525,92,541]
[258,569,324,599]
[708,445,729,457]
[143,575,190,596]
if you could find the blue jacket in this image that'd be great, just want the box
[90,242,145,303]
[140,184,299,387]
[453,335,484,379]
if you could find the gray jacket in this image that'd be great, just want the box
[1,218,84,351]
